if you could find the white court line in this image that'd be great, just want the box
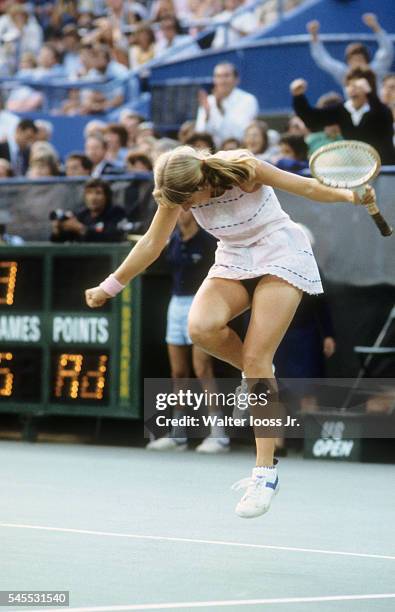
[36,593,395,612]
[1,522,395,561]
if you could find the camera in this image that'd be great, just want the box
[49,209,74,222]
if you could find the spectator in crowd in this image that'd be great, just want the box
[85,133,124,176]
[47,0,79,33]
[306,13,394,88]
[50,177,125,242]
[31,43,66,79]
[7,43,66,112]
[30,141,60,164]
[381,73,395,142]
[105,0,147,49]
[291,68,395,164]
[137,121,156,140]
[35,120,54,143]
[0,119,38,176]
[119,109,144,147]
[123,152,156,234]
[65,152,94,176]
[0,159,14,178]
[220,137,241,150]
[16,51,37,74]
[64,152,93,210]
[126,152,153,173]
[0,91,19,141]
[76,41,95,79]
[212,0,259,49]
[154,15,199,57]
[80,43,128,113]
[187,0,217,27]
[275,133,309,174]
[88,42,129,80]
[61,24,83,77]
[178,120,196,144]
[83,119,107,139]
[258,0,302,28]
[185,132,216,152]
[27,155,61,178]
[150,0,177,22]
[243,119,280,161]
[152,137,180,161]
[195,62,259,147]
[61,88,82,115]
[287,114,309,137]
[0,4,43,75]
[136,135,158,157]
[104,123,129,165]
[146,210,229,454]
[129,25,156,69]
[305,92,344,157]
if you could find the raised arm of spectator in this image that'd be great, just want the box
[363,13,395,77]
[290,79,341,131]
[306,20,346,87]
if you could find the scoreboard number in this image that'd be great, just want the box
[0,261,18,305]
[54,353,109,401]
[0,352,14,396]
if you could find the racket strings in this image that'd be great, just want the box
[310,142,379,187]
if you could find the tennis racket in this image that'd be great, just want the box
[310,140,392,237]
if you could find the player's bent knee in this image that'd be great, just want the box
[188,322,209,345]
[188,319,221,346]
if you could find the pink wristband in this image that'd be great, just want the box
[99,274,126,297]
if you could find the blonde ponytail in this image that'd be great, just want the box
[153,146,256,208]
[201,149,256,194]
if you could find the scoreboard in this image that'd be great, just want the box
[0,245,141,418]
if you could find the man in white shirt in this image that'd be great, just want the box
[195,62,259,147]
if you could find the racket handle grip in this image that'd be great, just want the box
[355,187,393,237]
[371,212,393,237]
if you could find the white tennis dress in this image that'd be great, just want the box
[191,184,323,295]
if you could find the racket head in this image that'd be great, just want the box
[309,140,381,189]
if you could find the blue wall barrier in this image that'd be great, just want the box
[149,35,395,117]
[149,0,395,116]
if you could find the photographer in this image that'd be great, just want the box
[50,178,126,243]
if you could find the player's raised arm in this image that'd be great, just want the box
[253,158,355,204]
[85,205,180,308]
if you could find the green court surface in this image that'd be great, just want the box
[1,441,394,611]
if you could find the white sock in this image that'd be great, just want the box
[253,466,276,478]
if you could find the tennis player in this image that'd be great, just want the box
[86,147,375,519]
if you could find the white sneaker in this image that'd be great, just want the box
[232,465,279,518]
[196,435,230,454]
[146,435,187,451]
